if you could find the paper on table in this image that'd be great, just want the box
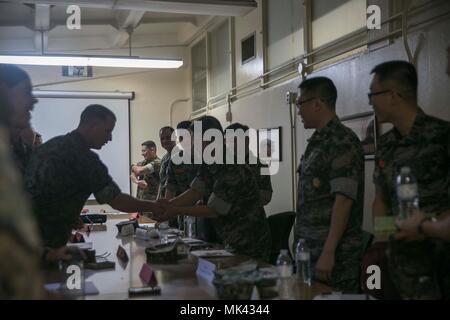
[191,250,234,258]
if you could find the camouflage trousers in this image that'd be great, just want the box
[387,238,450,300]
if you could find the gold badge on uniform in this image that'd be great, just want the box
[312,178,321,188]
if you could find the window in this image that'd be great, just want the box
[312,0,367,49]
[191,38,207,111]
[210,21,231,98]
[267,0,304,70]
[241,32,256,64]
[309,0,367,68]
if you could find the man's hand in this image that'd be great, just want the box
[315,250,335,283]
[395,210,427,241]
[137,180,148,189]
[153,204,179,222]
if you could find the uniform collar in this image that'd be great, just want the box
[392,108,426,143]
[308,116,340,143]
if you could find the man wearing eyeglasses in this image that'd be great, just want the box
[294,77,364,293]
[370,60,450,299]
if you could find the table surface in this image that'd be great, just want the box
[54,215,333,300]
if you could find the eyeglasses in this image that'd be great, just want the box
[296,96,318,108]
[367,90,392,102]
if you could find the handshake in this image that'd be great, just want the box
[148,199,180,222]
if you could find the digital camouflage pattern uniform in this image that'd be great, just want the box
[25,131,122,249]
[0,127,44,299]
[166,151,200,234]
[158,152,171,199]
[248,159,273,206]
[295,117,364,293]
[190,162,272,262]
[374,109,450,299]
[135,157,161,201]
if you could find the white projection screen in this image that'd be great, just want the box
[31,93,131,200]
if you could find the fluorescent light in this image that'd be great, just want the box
[0,55,183,69]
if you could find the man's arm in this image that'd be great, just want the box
[108,193,162,214]
[315,193,354,280]
[154,204,217,222]
[131,164,150,176]
[396,209,450,241]
[168,188,203,207]
[130,173,139,185]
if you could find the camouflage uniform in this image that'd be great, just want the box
[25,130,122,249]
[134,157,161,201]
[248,159,273,206]
[190,162,272,262]
[374,109,450,299]
[158,152,171,199]
[295,117,364,293]
[166,151,199,197]
[166,151,200,233]
[0,126,44,299]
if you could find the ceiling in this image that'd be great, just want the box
[0,0,257,54]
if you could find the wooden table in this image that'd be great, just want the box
[64,215,332,300]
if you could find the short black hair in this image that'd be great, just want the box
[224,122,249,133]
[371,61,418,101]
[177,120,192,130]
[159,126,174,135]
[190,116,223,135]
[79,104,116,125]
[142,140,156,149]
[0,64,30,88]
[298,77,337,109]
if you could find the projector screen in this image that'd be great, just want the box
[31,95,131,199]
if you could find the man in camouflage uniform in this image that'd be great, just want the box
[370,61,450,299]
[155,116,272,261]
[25,104,164,249]
[131,140,161,201]
[165,121,198,234]
[0,66,44,299]
[157,126,175,200]
[295,77,364,293]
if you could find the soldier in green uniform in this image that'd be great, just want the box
[131,140,161,201]
[157,126,175,200]
[154,116,272,262]
[370,61,450,299]
[165,121,198,199]
[295,77,364,293]
[165,121,198,234]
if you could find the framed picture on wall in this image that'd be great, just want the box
[341,112,378,161]
[257,126,282,162]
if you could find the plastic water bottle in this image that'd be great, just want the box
[396,166,419,219]
[276,249,293,299]
[184,216,197,238]
[295,239,311,286]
